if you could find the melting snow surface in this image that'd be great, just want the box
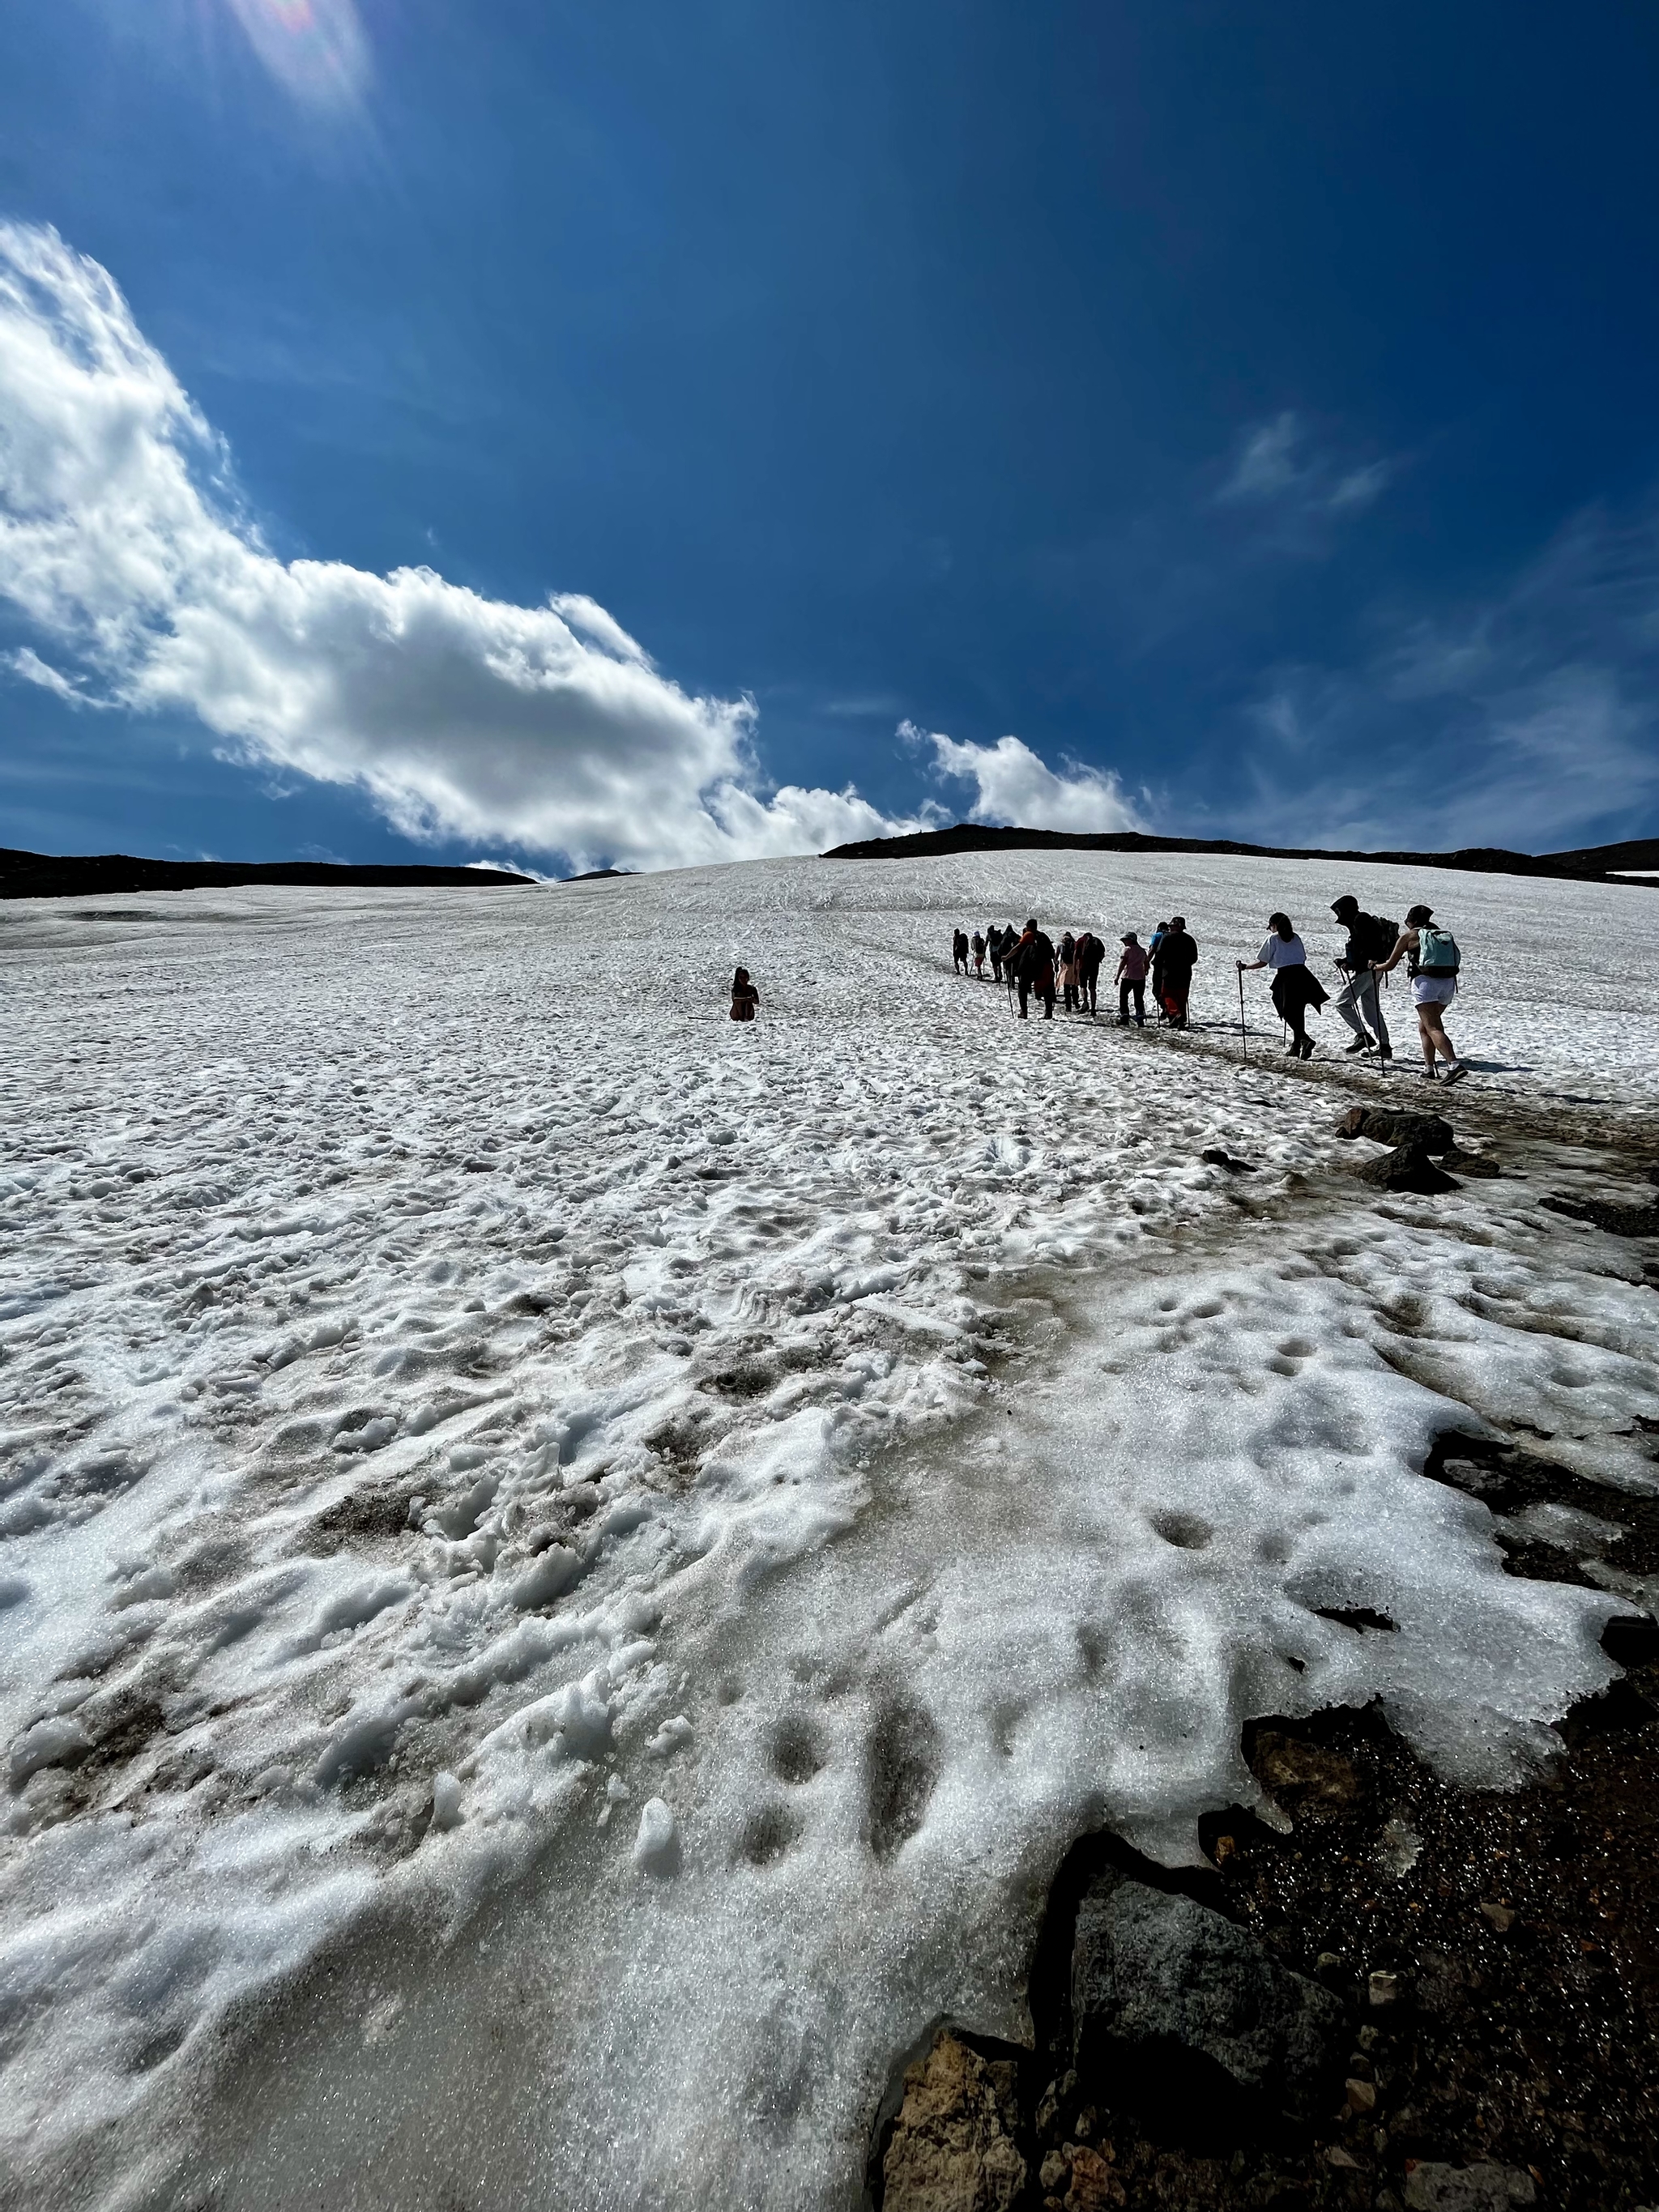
[2,850,1657,2209]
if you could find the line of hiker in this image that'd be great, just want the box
[972,918,1196,1026]
[953,896,1466,1080]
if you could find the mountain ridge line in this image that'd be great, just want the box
[819,822,1659,884]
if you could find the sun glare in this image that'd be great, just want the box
[225,0,369,107]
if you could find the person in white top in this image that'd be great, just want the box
[1236,912,1328,1060]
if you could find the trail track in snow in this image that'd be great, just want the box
[1,849,1657,2210]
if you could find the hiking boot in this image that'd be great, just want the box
[1442,1060,1468,1085]
[1344,1036,1376,1054]
[1378,1046,1393,1060]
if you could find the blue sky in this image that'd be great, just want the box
[1,0,1656,871]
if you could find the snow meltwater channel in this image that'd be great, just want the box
[2,851,1657,2210]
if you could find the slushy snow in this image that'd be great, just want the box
[2,850,1657,2209]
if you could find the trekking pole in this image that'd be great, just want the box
[1340,959,1375,1076]
[1363,966,1381,1078]
[1236,962,1248,1066]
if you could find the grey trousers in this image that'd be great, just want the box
[1334,967,1390,1051]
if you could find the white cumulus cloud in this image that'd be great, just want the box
[906,722,1142,834]
[0,221,938,872]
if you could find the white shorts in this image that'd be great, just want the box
[1412,975,1457,1006]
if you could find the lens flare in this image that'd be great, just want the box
[226,0,369,107]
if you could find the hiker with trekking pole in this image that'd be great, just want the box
[1236,913,1327,1059]
[1329,895,1397,1066]
[1371,904,1468,1083]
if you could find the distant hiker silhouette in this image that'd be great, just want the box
[1153,918,1197,1028]
[1011,919,1056,1021]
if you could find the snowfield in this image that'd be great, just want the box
[2,849,1657,2210]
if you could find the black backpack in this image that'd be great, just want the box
[1363,914,1398,964]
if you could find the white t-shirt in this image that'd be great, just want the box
[1258,934,1306,968]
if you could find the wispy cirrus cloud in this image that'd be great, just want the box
[1238,499,1659,851]
[0,221,945,873]
[1218,410,1396,521]
[8,646,88,704]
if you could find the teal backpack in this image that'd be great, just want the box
[1417,925,1461,977]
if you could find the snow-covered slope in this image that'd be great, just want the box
[2,851,1657,2210]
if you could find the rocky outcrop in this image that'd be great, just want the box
[1351,1147,1461,1194]
[1334,1106,1498,1192]
[1542,1192,1659,1238]
[1335,1106,1456,1153]
[1070,1872,1345,2126]
[881,2031,1026,2212]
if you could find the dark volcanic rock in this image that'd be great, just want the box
[1401,2160,1537,2209]
[1336,1106,1456,1153]
[1071,1871,1344,2125]
[1442,1145,1502,1178]
[1351,1145,1461,1194]
[1336,1107,1475,1192]
[881,2030,1026,2212]
[1542,1193,1659,1238]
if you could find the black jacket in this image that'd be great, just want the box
[1338,912,1391,968]
[1154,929,1198,977]
[1012,931,1056,981]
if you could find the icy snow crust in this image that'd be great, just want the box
[2,851,1657,2208]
